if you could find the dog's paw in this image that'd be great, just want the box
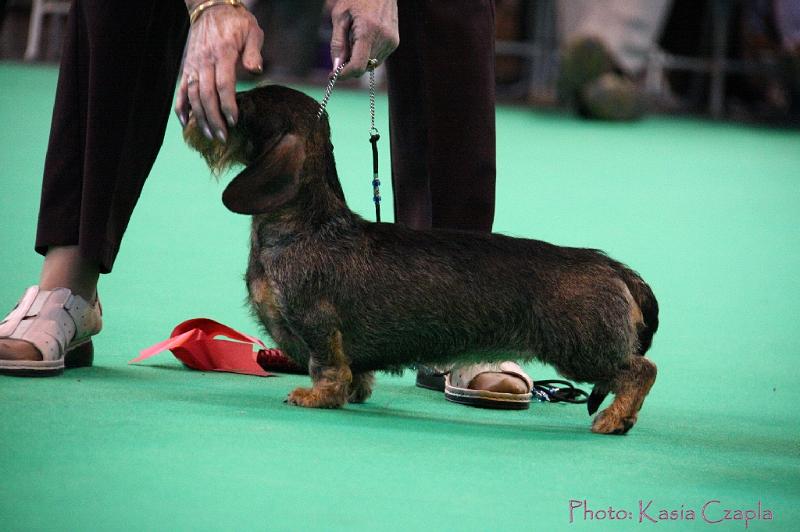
[591,409,636,435]
[286,386,345,408]
[348,386,372,404]
[348,372,374,404]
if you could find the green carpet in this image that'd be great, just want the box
[1,63,798,531]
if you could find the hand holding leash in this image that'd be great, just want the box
[329,0,399,79]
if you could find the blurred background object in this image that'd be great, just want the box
[23,0,69,61]
[248,0,327,82]
[556,0,673,121]
[1,0,796,125]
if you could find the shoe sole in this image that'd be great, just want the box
[444,387,532,410]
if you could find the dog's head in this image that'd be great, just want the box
[184,85,339,215]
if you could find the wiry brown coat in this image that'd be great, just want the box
[185,85,659,434]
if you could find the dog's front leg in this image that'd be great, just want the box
[287,329,352,408]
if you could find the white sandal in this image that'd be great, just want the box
[444,361,533,410]
[0,286,102,376]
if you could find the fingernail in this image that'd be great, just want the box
[225,113,235,127]
[251,63,263,74]
[216,129,227,143]
[178,113,187,128]
[203,125,213,140]
[332,57,342,71]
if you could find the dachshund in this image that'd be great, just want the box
[184,85,659,434]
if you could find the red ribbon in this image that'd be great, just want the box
[130,318,304,376]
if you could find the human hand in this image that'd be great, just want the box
[329,0,399,79]
[175,1,264,142]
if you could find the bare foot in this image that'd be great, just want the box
[469,372,529,394]
[0,339,42,362]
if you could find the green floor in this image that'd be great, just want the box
[1,63,798,531]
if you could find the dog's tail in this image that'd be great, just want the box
[587,262,659,416]
[619,265,659,356]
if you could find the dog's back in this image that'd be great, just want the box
[271,216,655,382]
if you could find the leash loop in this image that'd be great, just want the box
[316,60,382,223]
[368,60,382,222]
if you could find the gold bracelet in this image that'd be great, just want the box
[189,0,244,25]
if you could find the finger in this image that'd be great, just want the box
[187,71,211,140]
[215,48,239,130]
[198,63,227,142]
[339,35,371,80]
[375,37,398,65]
[329,8,352,73]
[175,73,190,128]
[241,23,264,74]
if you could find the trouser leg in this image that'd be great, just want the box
[35,0,189,273]
[386,0,496,232]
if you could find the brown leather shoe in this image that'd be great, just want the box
[559,37,646,121]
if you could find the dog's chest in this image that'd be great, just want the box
[248,276,285,325]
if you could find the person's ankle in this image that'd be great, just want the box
[38,282,97,302]
[39,246,100,302]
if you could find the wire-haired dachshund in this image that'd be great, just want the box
[184,84,659,435]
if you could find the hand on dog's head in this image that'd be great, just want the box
[184,85,333,215]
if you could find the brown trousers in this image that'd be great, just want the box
[34,0,188,273]
[386,0,496,232]
[35,0,496,273]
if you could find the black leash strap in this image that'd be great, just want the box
[370,131,381,222]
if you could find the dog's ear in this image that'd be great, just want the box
[222,133,305,215]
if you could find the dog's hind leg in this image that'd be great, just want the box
[591,355,657,435]
[348,372,375,403]
[286,329,353,408]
